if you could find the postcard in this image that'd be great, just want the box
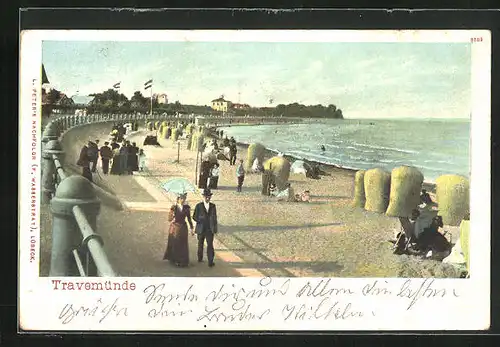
[19,29,490,331]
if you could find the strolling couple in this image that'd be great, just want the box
[163,188,218,268]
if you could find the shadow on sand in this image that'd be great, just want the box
[226,260,344,275]
[214,185,262,193]
[217,231,344,277]
[220,222,343,233]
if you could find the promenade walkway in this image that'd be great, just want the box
[40,125,356,277]
[40,123,462,278]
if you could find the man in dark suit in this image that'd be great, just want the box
[192,188,218,267]
[99,141,113,175]
[87,139,100,173]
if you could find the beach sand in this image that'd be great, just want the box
[40,122,463,278]
[125,127,462,278]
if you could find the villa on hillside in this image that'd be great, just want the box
[211,97,232,112]
[155,93,168,104]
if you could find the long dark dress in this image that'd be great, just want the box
[163,205,194,267]
[198,161,211,189]
[128,146,139,172]
[119,146,129,174]
[130,146,139,171]
[110,154,121,175]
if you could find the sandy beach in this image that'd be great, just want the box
[134,125,461,277]
[40,122,462,278]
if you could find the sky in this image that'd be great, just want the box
[42,41,471,119]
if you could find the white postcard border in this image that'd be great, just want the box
[18,29,491,331]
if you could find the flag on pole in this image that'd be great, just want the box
[144,79,153,90]
[113,82,121,89]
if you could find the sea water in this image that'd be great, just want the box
[220,118,470,182]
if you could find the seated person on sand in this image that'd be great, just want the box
[415,215,451,261]
[269,183,278,197]
[306,164,321,179]
[394,208,421,254]
[276,183,296,202]
[298,190,311,202]
[419,189,436,208]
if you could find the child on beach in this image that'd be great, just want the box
[269,183,278,197]
[208,163,220,189]
[138,149,146,172]
[236,159,245,192]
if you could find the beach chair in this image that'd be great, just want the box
[393,217,416,254]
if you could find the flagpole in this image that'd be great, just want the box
[150,82,153,118]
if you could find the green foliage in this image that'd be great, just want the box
[47,85,346,120]
[47,89,62,104]
[271,103,343,119]
[130,91,148,111]
[88,89,133,113]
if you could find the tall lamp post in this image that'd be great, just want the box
[175,140,181,163]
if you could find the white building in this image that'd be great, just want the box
[156,93,168,104]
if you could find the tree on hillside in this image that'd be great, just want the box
[130,91,147,110]
[89,89,128,106]
[47,89,62,105]
[173,101,182,112]
[87,89,129,112]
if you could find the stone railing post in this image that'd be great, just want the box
[53,119,61,135]
[63,116,68,131]
[41,122,59,152]
[41,140,64,204]
[49,175,101,276]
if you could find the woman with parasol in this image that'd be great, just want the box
[162,178,196,267]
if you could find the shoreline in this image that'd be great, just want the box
[207,128,437,192]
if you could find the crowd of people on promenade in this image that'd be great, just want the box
[76,123,146,181]
[73,121,313,270]
[197,130,311,202]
